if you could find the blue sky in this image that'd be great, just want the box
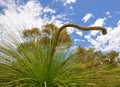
[0,0,120,52]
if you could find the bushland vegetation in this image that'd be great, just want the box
[0,23,120,87]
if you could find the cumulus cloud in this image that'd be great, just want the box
[76,31,82,36]
[91,18,106,26]
[62,0,76,5]
[85,19,120,52]
[84,17,107,50]
[89,18,106,36]
[0,0,68,44]
[82,13,93,23]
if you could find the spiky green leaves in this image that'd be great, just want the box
[0,23,112,87]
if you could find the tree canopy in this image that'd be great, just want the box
[18,23,72,53]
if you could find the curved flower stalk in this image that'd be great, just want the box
[47,24,107,75]
[58,24,107,35]
[51,23,107,58]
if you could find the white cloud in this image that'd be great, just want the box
[91,18,106,26]
[117,20,120,26]
[76,31,82,36]
[0,0,6,7]
[85,20,120,52]
[66,27,74,34]
[63,0,76,5]
[82,13,93,23]
[43,7,56,13]
[106,11,112,18]
[0,0,15,8]
[74,39,80,42]
[0,0,68,44]
[89,31,100,37]
[66,0,76,4]
[84,35,91,40]
[89,18,106,36]
[106,11,110,15]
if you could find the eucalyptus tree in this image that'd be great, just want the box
[18,24,72,53]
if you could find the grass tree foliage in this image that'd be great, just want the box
[0,23,120,87]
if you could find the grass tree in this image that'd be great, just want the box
[2,23,120,87]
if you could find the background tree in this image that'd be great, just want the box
[18,23,72,53]
[23,28,41,41]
